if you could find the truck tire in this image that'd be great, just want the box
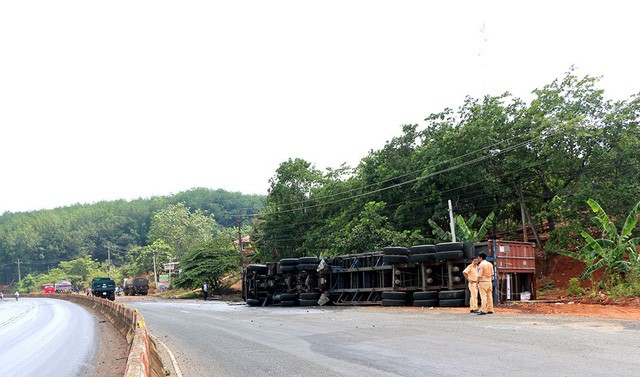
[463,242,477,259]
[409,245,436,254]
[382,247,410,256]
[381,299,407,306]
[280,293,298,301]
[413,299,438,307]
[383,255,409,264]
[299,292,322,300]
[413,291,439,300]
[298,263,319,271]
[435,250,464,261]
[298,257,320,264]
[280,258,299,266]
[438,290,465,299]
[247,264,268,273]
[410,253,437,263]
[435,242,464,252]
[439,298,465,307]
[299,299,318,306]
[246,298,264,306]
[381,291,408,300]
[280,300,297,307]
[280,265,297,273]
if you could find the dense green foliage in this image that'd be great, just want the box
[173,237,240,291]
[15,255,118,293]
[255,70,640,262]
[557,199,640,288]
[0,188,264,284]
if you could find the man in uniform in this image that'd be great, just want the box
[202,282,208,301]
[476,252,494,315]
[463,257,480,313]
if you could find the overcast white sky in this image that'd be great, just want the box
[1,1,638,214]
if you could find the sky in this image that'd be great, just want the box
[1,1,638,214]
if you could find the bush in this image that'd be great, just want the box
[566,278,584,297]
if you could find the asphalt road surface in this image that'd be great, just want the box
[128,299,640,377]
[0,297,97,377]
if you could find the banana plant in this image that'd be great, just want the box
[557,199,640,288]
[428,212,495,243]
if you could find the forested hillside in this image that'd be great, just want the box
[254,70,640,262]
[0,188,264,284]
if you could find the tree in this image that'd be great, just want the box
[259,158,323,259]
[125,239,174,277]
[147,203,219,260]
[556,199,640,288]
[332,202,422,254]
[174,237,239,292]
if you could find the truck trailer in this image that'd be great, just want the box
[243,240,535,307]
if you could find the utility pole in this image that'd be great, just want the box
[153,252,158,288]
[16,259,22,282]
[448,199,457,242]
[237,217,244,287]
[107,243,112,277]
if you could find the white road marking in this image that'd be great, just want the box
[150,334,184,377]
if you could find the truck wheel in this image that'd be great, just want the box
[382,247,410,255]
[298,257,320,264]
[410,253,437,263]
[381,291,407,300]
[413,291,439,300]
[409,245,436,254]
[382,255,409,264]
[439,298,465,307]
[299,292,321,300]
[435,242,464,252]
[280,265,297,273]
[246,298,264,306]
[438,290,465,299]
[381,299,407,306]
[463,242,477,259]
[413,299,438,307]
[279,258,299,266]
[280,300,297,307]
[298,263,319,271]
[435,250,464,261]
[280,293,298,301]
[299,299,318,306]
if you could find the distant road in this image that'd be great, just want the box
[129,298,640,377]
[0,298,97,377]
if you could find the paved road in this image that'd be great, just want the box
[0,297,98,377]
[128,299,640,377]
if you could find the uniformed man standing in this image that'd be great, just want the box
[202,282,208,301]
[476,252,494,315]
[463,257,480,313]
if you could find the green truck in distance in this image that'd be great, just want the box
[92,277,116,300]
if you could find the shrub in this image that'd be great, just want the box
[566,277,584,296]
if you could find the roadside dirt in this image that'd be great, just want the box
[90,310,128,377]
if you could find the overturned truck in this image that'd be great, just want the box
[243,240,535,307]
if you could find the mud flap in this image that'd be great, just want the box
[318,293,330,306]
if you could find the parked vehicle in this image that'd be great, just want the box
[42,283,55,294]
[123,277,149,296]
[92,277,116,300]
[54,280,73,293]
